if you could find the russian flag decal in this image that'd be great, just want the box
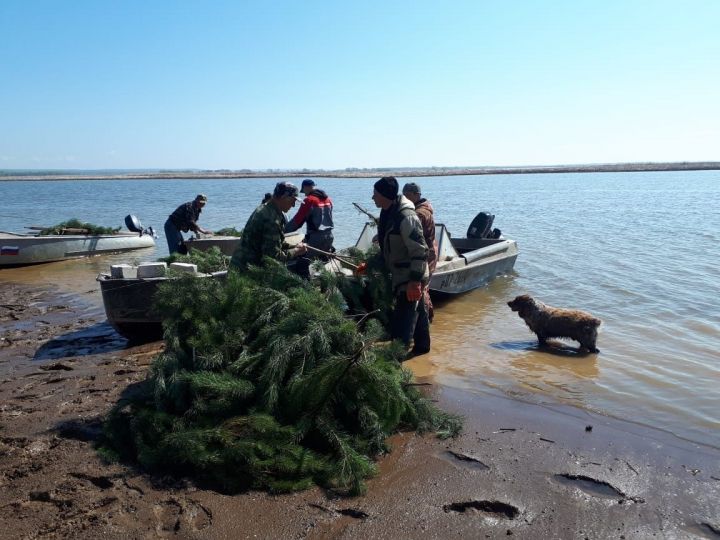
[1,246,20,256]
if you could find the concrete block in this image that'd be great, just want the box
[169,262,198,274]
[137,262,167,278]
[110,264,137,279]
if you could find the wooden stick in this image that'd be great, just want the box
[304,245,358,269]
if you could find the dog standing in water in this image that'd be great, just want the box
[507,294,601,353]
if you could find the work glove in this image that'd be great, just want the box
[406,281,422,302]
[354,261,368,276]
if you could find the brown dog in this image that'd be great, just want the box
[507,294,601,353]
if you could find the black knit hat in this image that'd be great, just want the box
[374,176,399,200]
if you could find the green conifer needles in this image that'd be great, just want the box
[101,260,461,494]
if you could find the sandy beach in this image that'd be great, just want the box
[1,281,718,539]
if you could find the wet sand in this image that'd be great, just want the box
[1,282,719,539]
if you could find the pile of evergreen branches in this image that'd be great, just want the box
[39,218,121,235]
[214,227,243,237]
[100,260,461,494]
[317,246,395,331]
[159,246,230,274]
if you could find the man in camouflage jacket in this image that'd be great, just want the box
[230,182,307,271]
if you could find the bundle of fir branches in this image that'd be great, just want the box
[100,260,461,494]
[214,227,243,237]
[322,246,395,331]
[39,218,121,235]
[159,246,230,274]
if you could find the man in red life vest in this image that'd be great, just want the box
[285,179,335,278]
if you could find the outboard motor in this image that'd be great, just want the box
[467,212,495,239]
[124,215,156,237]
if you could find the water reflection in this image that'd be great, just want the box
[408,274,603,409]
[507,347,599,404]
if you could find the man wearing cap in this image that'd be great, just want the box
[402,182,438,322]
[230,182,307,271]
[164,194,212,254]
[285,179,335,278]
[372,176,431,356]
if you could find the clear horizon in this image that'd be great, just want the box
[1,1,719,169]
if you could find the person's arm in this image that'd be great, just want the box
[400,214,428,299]
[260,218,287,262]
[284,198,312,233]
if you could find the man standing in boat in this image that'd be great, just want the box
[372,176,431,357]
[164,194,213,254]
[230,182,307,271]
[285,179,335,278]
[402,182,438,323]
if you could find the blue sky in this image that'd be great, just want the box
[1,1,718,169]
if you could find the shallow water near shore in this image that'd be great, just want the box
[1,170,719,448]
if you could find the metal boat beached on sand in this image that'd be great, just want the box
[0,229,155,267]
[355,213,518,295]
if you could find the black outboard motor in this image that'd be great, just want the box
[124,215,156,238]
[467,212,495,239]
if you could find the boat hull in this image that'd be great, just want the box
[98,271,229,342]
[97,275,165,341]
[430,239,518,295]
[0,232,155,267]
[185,236,242,256]
[355,222,518,295]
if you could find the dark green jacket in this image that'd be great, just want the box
[377,195,429,291]
[230,203,300,270]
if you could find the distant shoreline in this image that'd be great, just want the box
[1,161,719,181]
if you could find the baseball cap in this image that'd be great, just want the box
[273,182,299,199]
[301,178,316,189]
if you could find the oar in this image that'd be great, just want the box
[304,245,359,269]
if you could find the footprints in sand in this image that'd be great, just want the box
[444,450,490,470]
[443,499,520,519]
[153,497,212,536]
[440,444,650,533]
[553,473,645,504]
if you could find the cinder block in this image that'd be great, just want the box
[169,262,198,274]
[136,262,167,278]
[110,264,137,279]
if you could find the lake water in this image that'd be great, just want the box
[1,171,719,448]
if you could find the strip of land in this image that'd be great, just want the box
[2,161,719,181]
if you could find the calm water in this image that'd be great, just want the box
[1,171,719,447]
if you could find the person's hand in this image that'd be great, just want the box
[354,261,368,276]
[296,242,307,255]
[406,281,422,302]
[371,234,379,245]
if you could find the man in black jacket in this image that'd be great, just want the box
[372,176,431,356]
[164,194,212,254]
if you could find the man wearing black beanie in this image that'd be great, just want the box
[372,177,431,356]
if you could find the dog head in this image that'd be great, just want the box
[507,294,535,312]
